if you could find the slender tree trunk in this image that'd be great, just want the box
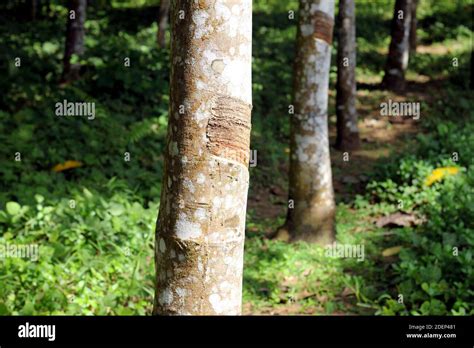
[382,0,412,91]
[157,0,170,48]
[61,0,87,83]
[31,0,38,20]
[44,0,51,18]
[471,49,473,89]
[277,0,336,245]
[409,0,417,53]
[153,0,253,315]
[336,0,359,151]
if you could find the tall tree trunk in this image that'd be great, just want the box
[409,0,417,53]
[381,0,412,91]
[336,0,359,151]
[471,49,473,89]
[44,0,51,18]
[30,0,38,20]
[277,0,336,245]
[61,0,87,83]
[157,0,170,48]
[153,0,253,315]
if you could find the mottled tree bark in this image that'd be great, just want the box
[382,0,412,91]
[61,0,87,83]
[153,0,252,315]
[277,0,336,245]
[409,0,417,53]
[336,0,359,151]
[157,0,170,48]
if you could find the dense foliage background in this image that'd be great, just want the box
[0,0,472,315]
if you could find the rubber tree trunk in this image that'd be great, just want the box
[157,0,170,48]
[471,49,473,89]
[409,0,417,53]
[153,0,253,315]
[44,0,51,18]
[31,0,38,20]
[335,0,359,151]
[382,0,412,91]
[279,0,336,245]
[61,0,87,83]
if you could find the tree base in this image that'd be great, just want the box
[292,231,335,246]
[59,64,82,85]
[271,224,291,242]
[272,222,335,246]
[335,135,360,152]
[381,73,406,92]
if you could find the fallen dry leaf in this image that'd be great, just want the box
[375,212,422,228]
[382,245,403,257]
[341,287,355,297]
[52,160,83,172]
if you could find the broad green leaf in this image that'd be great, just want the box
[6,202,21,216]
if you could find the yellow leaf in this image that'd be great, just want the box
[52,160,83,172]
[424,166,459,186]
[382,246,402,257]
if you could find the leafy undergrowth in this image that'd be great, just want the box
[244,90,474,315]
[243,206,378,315]
[0,181,157,315]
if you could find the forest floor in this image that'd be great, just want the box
[244,81,430,315]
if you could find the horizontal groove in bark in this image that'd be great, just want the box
[207,95,252,167]
[313,10,334,44]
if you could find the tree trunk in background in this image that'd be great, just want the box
[409,0,417,53]
[336,0,359,151]
[156,0,170,48]
[277,0,336,245]
[31,0,38,20]
[61,0,87,83]
[43,0,51,18]
[153,0,252,315]
[471,49,473,89]
[381,0,412,91]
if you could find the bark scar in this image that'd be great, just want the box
[206,95,252,166]
[313,10,334,44]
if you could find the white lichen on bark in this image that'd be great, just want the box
[284,0,336,245]
[154,0,252,315]
[336,0,360,150]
